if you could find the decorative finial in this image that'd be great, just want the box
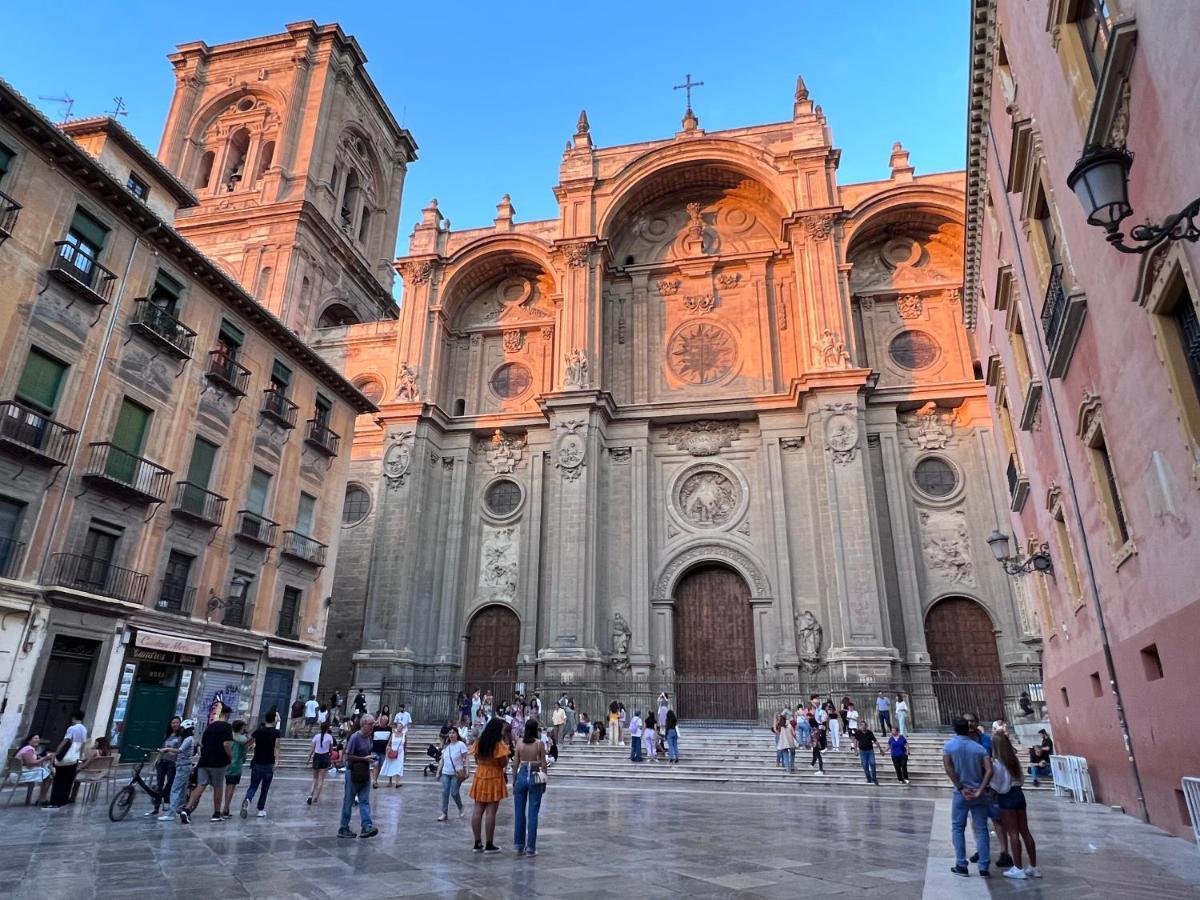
[794,75,808,102]
[793,74,814,119]
[674,73,704,131]
[889,141,915,180]
[576,109,590,134]
[571,109,593,150]
[494,194,515,230]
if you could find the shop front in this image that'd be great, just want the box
[195,642,259,728]
[110,630,209,762]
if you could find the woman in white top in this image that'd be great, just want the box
[307,722,334,805]
[846,704,860,745]
[825,701,841,751]
[379,720,406,787]
[773,713,797,772]
[437,726,470,821]
[895,694,910,735]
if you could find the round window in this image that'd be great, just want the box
[237,97,255,112]
[889,331,940,370]
[342,485,370,525]
[914,457,958,497]
[489,362,532,399]
[485,479,522,517]
[351,376,383,404]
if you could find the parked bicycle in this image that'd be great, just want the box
[109,748,165,821]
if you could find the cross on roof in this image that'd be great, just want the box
[673,73,704,111]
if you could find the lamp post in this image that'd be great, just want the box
[1068,144,1200,253]
[986,530,1054,577]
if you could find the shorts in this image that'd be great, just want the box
[312,753,331,770]
[305,717,316,726]
[997,786,1027,811]
[988,799,1002,821]
[225,773,242,786]
[197,767,226,787]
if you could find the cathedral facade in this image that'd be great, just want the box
[317,82,1042,718]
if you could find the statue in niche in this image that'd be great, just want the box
[611,612,632,671]
[395,363,420,402]
[795,610,824,672]
[479,526,519,600]
[564,348,589,388]
[814,329,852,369]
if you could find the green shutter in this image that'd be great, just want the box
[296,493,315,534]
[219,319,245,348]
[15,348,67,414]
[271,360,292,387]
[151,271,182,309]
[248,468,272,515]
[69,207,110,250]
[111,399,150,455]
[187,438,217,487]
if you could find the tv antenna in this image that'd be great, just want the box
[105,96,129,118]
[38,92,75,120]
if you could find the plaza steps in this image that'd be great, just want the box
[276,724,1051,791]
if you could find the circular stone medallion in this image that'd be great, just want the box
[668,321,736,385]
[676,467,741,527]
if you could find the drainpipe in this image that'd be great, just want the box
[986,123,1148,823]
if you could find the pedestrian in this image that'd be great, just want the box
[656,693,669,732]
[608,701,621,747]
[437,726,469,821]
[352,688,368,720]
[826,701,842,751]
[380,719,406,787]
[513,718,548,856]
[370,715,391,787]
[644,717,659,762]
[964,712,1007,869]
[629,709,644,762]
[839,696,852,735]
[888,726,910,784]
[846,702,860,743]
[943,716,994,878]
[304,695,319,733]
[186,706,233,823]
[147,716,182,817]
[241,711,280,819]
[795,706,812,749]
[876,692,892,732]
[396,703,412,730]
[991,732,1040,880]
[774,713,797,772]
[665,706,680,763]
[158,719,195,821]
[47,709,87,808]
[469,717,510,853]
[14,730,54,804]
[853,722,882,784]
[565,698,577,743]
[1028,728,1054,785]
[896,693,910,735]
[220,719,249,818]
[308,721,334,805]
[550,702,566,747]
[338,714,379,839]
[810,716,826,776]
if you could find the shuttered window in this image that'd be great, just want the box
[15,348,68,414]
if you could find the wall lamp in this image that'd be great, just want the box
[1068,145,1200,254]
[986,529,1053,577]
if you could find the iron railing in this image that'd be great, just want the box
[276,605,300,640]
[0,190,22,242]
[49,241,117,303]
[130,300,197,358]
[171,481,227,526]
[0,535,26,579]
[261,388,298,428]
[206,349,251,396]
[235,509,278,547]
[0,400,77,465]
[1006,454,1021,498]
[1040,262,1067,348]
[46,552,148,605]
[304,418,340,456]
[223,595,254,629]
[281,530,327,566]
[82,442,172,503]
[155,577,196,616]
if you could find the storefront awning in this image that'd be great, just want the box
[136,629,211,657]
[267,643,311,662]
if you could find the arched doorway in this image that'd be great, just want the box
[463,605,519,696]
[673,564,757,720]
[924,596,1004,723]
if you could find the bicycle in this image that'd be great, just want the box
[109,748,166,822]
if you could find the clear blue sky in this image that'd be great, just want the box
[3,1,968,246]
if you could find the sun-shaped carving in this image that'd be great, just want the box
[668,322,735,385]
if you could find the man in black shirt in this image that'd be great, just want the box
[853,725,883,785]
[184,707,233,823]
[241,711,281,818]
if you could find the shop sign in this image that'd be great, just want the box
[131,646,203,666]
[135,630,211,657]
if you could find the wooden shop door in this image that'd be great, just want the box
[673,565,757,721]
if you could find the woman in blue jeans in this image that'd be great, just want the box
[437,727,469,821]
[512,718,548,856]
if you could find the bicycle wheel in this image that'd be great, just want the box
[109,785,135,822]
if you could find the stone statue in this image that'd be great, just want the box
[564,348,589,389]
[395,363,421,402]
[795,609,823,671]
[485,429,525,474]
[814,329,852,369]
[611,611,632,671]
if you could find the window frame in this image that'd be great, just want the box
[126,172,150,202]
[1077,396,1135,566]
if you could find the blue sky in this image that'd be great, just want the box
[4,1,968,246]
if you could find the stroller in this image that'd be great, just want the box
[421,743,442,777]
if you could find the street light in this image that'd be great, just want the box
[986,529,1054,577]
[1068,144,1200,254]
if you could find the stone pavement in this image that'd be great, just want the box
[0,771,1197,899]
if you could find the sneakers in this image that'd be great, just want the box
[996,852,1014,869]
[240,799,249,820]
[1004,867,1027,880]
[813,770,825,776]
[515,848,525,856]
[338,827,357,839]
[306,797,312,806]
[950,866,970,877]
[144,810,160,818]
[978,869,991,878]
[484,843,500,853]
[179,810,191,825]
[436,813,447,822]
[359,826,379,839]
[525,850,537,857]
[473,841,484,852]
[969,852,980,864]
[256,809,267,818]
[156,813,173,821]
[210,813,222,822]
[1025,867,1042,878]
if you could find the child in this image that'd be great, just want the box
[645,719,659,762]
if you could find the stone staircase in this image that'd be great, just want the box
[278,724,1050,791]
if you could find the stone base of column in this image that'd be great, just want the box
[823,646,901,681]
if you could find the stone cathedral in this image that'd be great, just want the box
[316,80,1042,716]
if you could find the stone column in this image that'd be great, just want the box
[628,435,652,673]
[760,427,802,673]
[434,449,470,667]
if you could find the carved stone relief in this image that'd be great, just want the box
[502,330,523,353]
[656,278,682,296]
[897,294,923,319]
[813,329,852,369]
[564,348,589,388]
[802,213,834,242]
[668,321,736,384]
[394,363,421,402]
[903,402,955,449]
[383,431,415,490]
[610,612,632,671]
[682,294,716,314]
[795,610,824,672]
[919,508,977,586]
[484,429,526,474]
[555,418,587,481]
[824,403,859,465]
[676,468,740,527]
[654,544,769,598]
[665,420,741,456]
[478,524,519,602]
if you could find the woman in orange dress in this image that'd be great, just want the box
[469,717,510,853]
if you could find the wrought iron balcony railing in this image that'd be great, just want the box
[0,400,77,466]
[171,481,227,527]
[49,241,117,304]
[46,552,148,605]
[276,610,300,640]
[1040,262,1067,348]
[222,596,254,629]
[261,388,298,429]
[205,349,251,396]
[155,577,196,616]
[304,418,340,456]
[81,442,172,503]
[0,190,22,243]
[235,510,279,547]
[281,530,327,567]
[130,300,197,358]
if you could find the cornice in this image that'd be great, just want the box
[963,0,997,333]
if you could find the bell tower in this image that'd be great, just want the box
[157,20,417,337]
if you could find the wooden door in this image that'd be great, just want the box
[464,605,520,695]
[925,597,1004,722]
[673,565,757,720]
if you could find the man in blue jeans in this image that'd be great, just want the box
[241,711,280,819]
[339,714,378,839]
[853,724,882,784]
[943,716,995,878]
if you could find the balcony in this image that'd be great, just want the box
[81,443,172,504]
[205,349,251,396]
[48,241,117,305]
[281,530,328,567]
[0,190,21,244]
[130,300,197,359]
[222,596,254,629]
[261,388,298,429]
[1007,453,1030,512]
[276,613,299,641]
[0,536,26,580]
[304,418,341,456]
[0,400,77,466]
[171,481,227,527]
[46,552,148,605]
[235,510,279,548]
[155,577,196,617]
[1039,263,1087,379]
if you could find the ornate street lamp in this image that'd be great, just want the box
[1068,145,1200,253]
[986,529,1053,577]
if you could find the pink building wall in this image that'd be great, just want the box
[968,0,1200,838]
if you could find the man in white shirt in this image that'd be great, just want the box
[48,709,88,808]
[396,704,412,729]
[304,697,319,732]
[629,710,645,762]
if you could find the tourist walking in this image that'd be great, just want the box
[774,713,797,772]
[846,702,860,740]
[565,699,577,743]
[943,716,994,878]
[47,709,87,808]
[513,719,548,856]
[470,717,510,853]
[629,709,644,762]
[644,718,659,762]
[380,719,406,787]
[14,730,54,805]
[304,696,319,732]
[888,726,910,784]
[826,701,841,751]
[159,719,195,821]
[241,711,280,818]
[876,692,892,732]
[352,688,368,721]
[608,701,621,746]
[338,714,379,839]
[220,720,249,817]
[438,726,469,821]
[551,703,566,747]
[795,707,812,748]
[853,722,882,784]
[308,722,334,805]
[187,706,233,823]
[370,715,391,787]
[665,707,680,763]
[991,732,1040,879]
[810,716,826,775]
[148,716,181,817]
[896,694,909,735]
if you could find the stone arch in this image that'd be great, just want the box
[462,603,520,691]
[653,540,772,602]
[316,301,359,328]
[185,86,287,191]
[844,189,965,297]
[922,594,1002,679]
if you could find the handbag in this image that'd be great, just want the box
[532,766,548,786]
[387,745,400,760]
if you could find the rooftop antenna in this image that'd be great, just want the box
[105,96,129,118]
[38,92,75,120]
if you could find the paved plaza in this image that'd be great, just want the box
[1,771,1197,899]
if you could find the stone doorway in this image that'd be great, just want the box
[924,596,1004,721]
[672,564,757,720]
[463,604,520,695]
